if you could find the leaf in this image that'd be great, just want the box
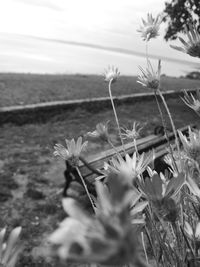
[165,173,185,197]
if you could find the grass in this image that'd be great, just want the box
[0,95,200,266]
[0,73,200,107]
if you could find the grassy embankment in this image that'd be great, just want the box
[0,73,200,107]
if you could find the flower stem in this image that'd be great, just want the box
[145,41,149,66]
[107,139,122,157]
[154,91,178,172]
[157,89,181,157]
[79,156,102,175]
[141,232,149,264]
[76,167,96,213]
[133,138,139,156]
[108,79,126,153]
[145,226,159,267]
[195,110,200,119]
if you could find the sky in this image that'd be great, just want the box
[0,0,200,76]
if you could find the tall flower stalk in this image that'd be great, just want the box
[138,22,181,158]
[76,166,96,213]
[103,66,126,153]
[157,88,181,157]
[138,48,180,160]
[154,91,178,171]
[108,79,125,152]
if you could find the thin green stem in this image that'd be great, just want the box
[171,222,184,266]
[79,156,102,175]
[133,138,139,156]
[154,91,178,172]
[107,139,122,157]
[141,232,149,265]
[146,207,174,266]
[181,226,195,258]
[108,79,126,153]
[76,167,96,213]
[157,89,181,157]
[145,226,159,267]
[194,110,200,119]
[145,41,150,66]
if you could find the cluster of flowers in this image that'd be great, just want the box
[49,13,200,267]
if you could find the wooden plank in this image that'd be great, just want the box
[83,134,156,164]
[80,135,157,177]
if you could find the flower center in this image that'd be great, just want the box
[147,79,159,90]
[187,42,200,58]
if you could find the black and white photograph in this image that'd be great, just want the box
[1,0,200,266]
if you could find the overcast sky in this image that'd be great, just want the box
[0,0,200,76]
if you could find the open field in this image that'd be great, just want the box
[1,73,200,107]
[0,96,200,266]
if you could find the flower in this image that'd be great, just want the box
[170,23,200,58]
[54,136,88,167]
[138,172,185,222]
[86,121,110,142]
[164,150,186,177]
[103,66,120,83]
[181,89,200,112]
[0,227,22,267]
[137,13,163,41]
[121,122,143,140]
[184,221,200,240]
[178,127,200,165]
[184,221,200,249]
[137,59,161,90]
[49,174,146,265]
[164,147,200,197]
[103,152,153,185]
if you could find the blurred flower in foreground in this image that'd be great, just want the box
[103,152,153,185]
[49,175,147,266]
[54,137,88,167]
[178,127,200,165]
[0,227,22,267]
[103,66,120,83]
[86,121,110,142]
[170,23,200,58]
[137,59,161,90]
[121,121,143,140]
[138,172,185,222]
[137,13,163,41]
[182,89,200,112]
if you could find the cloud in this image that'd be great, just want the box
[14,0,62,11]
[10,33,200,68]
